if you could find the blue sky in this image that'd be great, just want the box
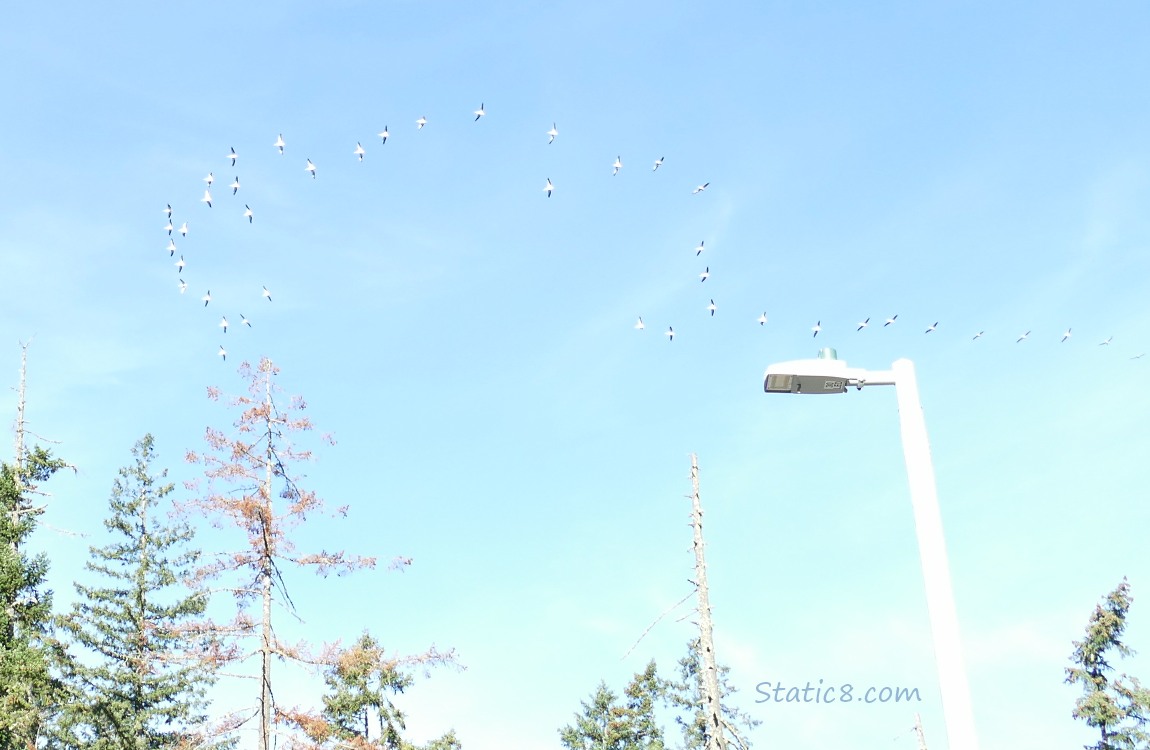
[3,1,1150,748]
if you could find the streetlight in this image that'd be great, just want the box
[763,348,979,750]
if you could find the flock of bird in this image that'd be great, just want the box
[160,103,1144,362]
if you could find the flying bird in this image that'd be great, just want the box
[203,172,214,187]
[378,126,389,144]
[612,156,622,176]
[884,314,898,327]
[416,115,427,130]
[178,279,187,294]
[275,134,285,154]
[634,317,645,331]
[666,327,674,342]
[544,178,554,197]
[219,316,228,334]
[695,241,705,256]
[175,256,185,274]
[653,156,664,171]
[812,321,821,338]
[1132,353,1146,360]
[202,290,211,307]
[925,322,938,334]
[547,122,558,144]
[165,203,173,218]
[230,176,240,195]
[972,331,984,340]
[1061,327,1072,343]
[354,142,365,161]
[241,313,251,328]
[229,147,238,166]
[167,239,177,257]
[244,205,253,223]
[201,189,212,208]
[165,219,173,235]
[758,312,768,326]
[1100,336,1113,346]
[707,299,717,316]
[305,159,316,178]
[699,266,709,282]
[1016,331,1030,343]
[692,182,710,194]
[474,102,485,121]
[262,286,272,302]
[218,345,227,361]
[178,221,188,237]
[857,318,869,331]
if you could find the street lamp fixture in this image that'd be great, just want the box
[762,348,979,750]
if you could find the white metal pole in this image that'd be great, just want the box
[891,358,979,750]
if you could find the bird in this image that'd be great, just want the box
[229,147,238,166]
[812,321,821,338]
[972,331,984,340]
[884,314,898,327]
[175,256,186,274]
[544,178,554,197]
[653,156,664,171]
[218,345,227,361]
[167,239,177,257]
[1132,353,1146,360]
[692,182,710,194]
[219,316,228,333]
[634,317,645,331]
[416,115,427,130]
[202,290,211,307]
[201,189,212,208]
[165,219,173,235]
[354,142,365,161]
[305,159,317,178]
[857,317,870,331]
[666,327,674,342]
[699,266,709,282]
[178,221,188,237]
[1100,336,1113,346]
[474,102,485,121]
[203,172,214,187]
[230,176,240,195]
[378,126,389,144]
[707,299,717,316]
[178,279,187,294]
[1061,327,1072,343]
[275,134,285,154]
[612,156,622,176]
[262,286,272,302]
[695,241,705,256]
[244,205,253,223]
[164,203,173,218]
[547,122,558,144]
[241,313,251,328]
[1016,330,1030,343]
[925,322,938,334]
[757,312,768,326]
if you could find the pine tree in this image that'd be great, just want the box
[183,358,379,750]
[559,662,665,750]
[663,640,759,750]
[1066,578,1150,750]
[52,434,220,750]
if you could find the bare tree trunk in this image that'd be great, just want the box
[689,453,728,750]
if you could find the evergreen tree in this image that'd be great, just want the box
[1066,578,1150,750]
[183,358,378,750]
[0,443,69,748]
[52,434,220,750]
[559,662,665,750]
[663,640,758,750]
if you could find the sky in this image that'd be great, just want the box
[3,1,1150,748]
